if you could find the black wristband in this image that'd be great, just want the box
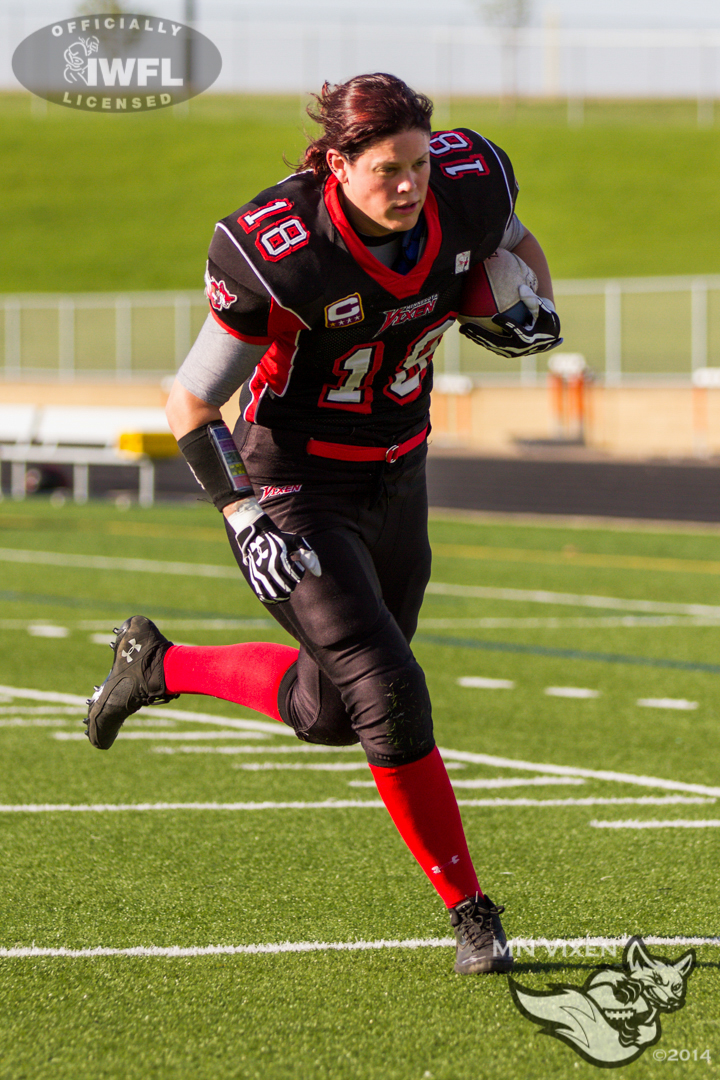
[177,421,254,510]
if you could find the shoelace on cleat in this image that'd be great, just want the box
[457,898,505,947]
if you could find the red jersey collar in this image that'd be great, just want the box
[324,175,442,301]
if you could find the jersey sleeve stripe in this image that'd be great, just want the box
[470,130,515,231]
[208,306,271,345]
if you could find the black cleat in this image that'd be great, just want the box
[84,616,178,750]
[449,894,514,974]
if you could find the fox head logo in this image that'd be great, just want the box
[510,937,695,1067]
[205,274,237,312]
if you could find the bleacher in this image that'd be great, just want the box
[0,405,177,506]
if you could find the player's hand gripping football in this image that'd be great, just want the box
[226,499,321,605]
[460,286,562,358]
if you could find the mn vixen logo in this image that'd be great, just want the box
[205,275,237,311]
[510,937,695,1067]
[259,484,302,502]
[376,294,438,336]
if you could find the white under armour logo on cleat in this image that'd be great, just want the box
[121,639,142,663]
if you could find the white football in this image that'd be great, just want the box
[457,248,538,335]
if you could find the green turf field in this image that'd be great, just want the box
[0,498,718,1079]
[2,91,720,293]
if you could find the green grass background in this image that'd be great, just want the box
[3,92,720,293]
[0,501,719,1079]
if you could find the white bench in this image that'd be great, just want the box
[0,405,176,506]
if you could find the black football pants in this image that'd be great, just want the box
[226,423,434,767]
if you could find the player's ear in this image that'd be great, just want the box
[326,148,349,183]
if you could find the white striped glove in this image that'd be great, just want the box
[460,287,562,357]
[227,499,320,604]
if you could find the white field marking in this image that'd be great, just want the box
[453,776,588,789]
[437,747,720,798]
[54,730,269,742]
[422,616,720,628]
[0,796,712,814]
[0,705,80,714]
[27,625,69,638]
[0,719,72,728]
[80,619,273,632]
[590,819,720,829]
[457,676,515,689]
[545,687,601,699]
[348,776,586,789]
[152,744,366,755]
[0,547,240,580]
[425,581,720,617]
[2,935,719,960]
[2,546,719,616]
[233,761,463,772]
[636,698,698,710]
[139,706,296,737]
[0,686,294,737]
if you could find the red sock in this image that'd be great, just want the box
[163,642,298,723]
[369,746,482,909]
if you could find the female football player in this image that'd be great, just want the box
[85,72,560,974]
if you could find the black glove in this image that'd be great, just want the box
[460,288,562,358]
[227,500,321,605]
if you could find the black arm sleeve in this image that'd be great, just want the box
[177,421,254,511]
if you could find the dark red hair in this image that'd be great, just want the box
[299,73,434,179]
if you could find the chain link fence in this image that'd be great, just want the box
[3,275,720,384]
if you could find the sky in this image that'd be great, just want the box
[5,0,720,29]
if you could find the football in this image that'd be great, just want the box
[457,248,538,335]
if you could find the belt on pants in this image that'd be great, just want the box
[305,425,428,464]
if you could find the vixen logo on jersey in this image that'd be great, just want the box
[205,274,237,311]
[376,294,438,336]
[324,293,364,329]
[259,484,303,502]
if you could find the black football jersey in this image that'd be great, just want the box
[205,128,517,444]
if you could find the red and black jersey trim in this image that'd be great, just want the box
[323,176,443,302]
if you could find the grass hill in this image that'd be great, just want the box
[2,93,719,292]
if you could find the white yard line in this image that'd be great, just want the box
[2,546,719,615]
[0,547,239,580]
[0,686,294,736]
[425,581,720,617]
[3,684,718,799]
[590,819,720,829]
[1,935,718,960]
[153,745,366,754]
[437,747,720,798]
[0,796,712,814]
[457,676,515,689]
[54,731,269,741]
[422,616,720,628]
[636,698,698,710]
[348,776,585,789]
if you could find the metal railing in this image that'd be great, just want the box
[3,276,720,385]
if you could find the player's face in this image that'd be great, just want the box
[327,128,431,237]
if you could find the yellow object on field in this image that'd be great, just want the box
[117,432,179,458]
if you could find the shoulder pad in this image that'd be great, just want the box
[429,128,516,231]
[213,172,330,314]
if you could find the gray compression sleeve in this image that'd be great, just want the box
[498,213,525,251]
[176,314,267,407]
